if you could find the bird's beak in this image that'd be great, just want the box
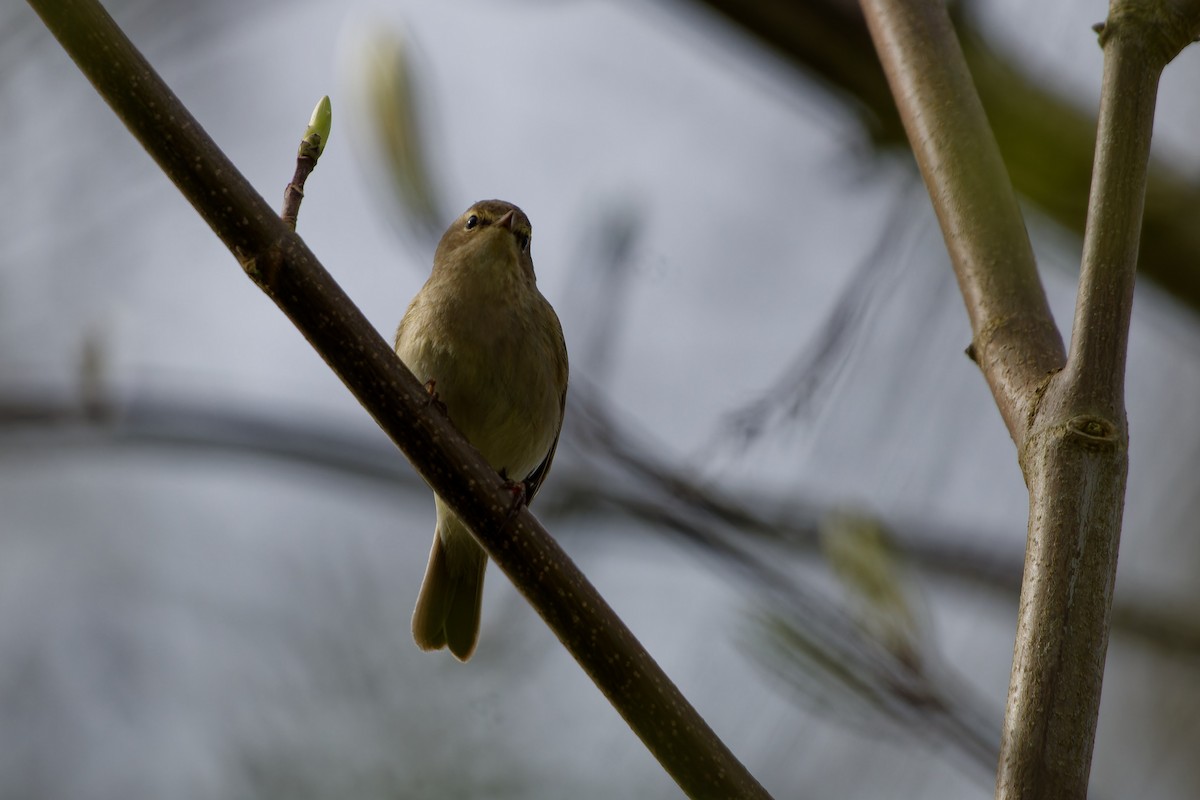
[497,209,516,230]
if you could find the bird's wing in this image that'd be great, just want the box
[522,385,567,502]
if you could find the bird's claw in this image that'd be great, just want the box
[499,471,528,531]
[423,379,447,414]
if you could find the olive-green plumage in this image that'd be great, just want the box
[395,200,568,661]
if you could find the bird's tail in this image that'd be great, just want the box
[411,512,487,661]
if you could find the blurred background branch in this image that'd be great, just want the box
[5,362,1199,796]
[691,0,1200,314]
[5,382,1197,663]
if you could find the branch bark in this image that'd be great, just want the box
[858,0,1200,797]
[26,1,773,797]
[998,5,1200,798]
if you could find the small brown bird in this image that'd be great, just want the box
[395,200,569,661]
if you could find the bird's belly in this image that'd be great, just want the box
[398,331,559,481]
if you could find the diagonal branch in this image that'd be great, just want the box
[859,0,1065,447]
[26,1,772,797]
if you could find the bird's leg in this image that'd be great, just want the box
[422,379,447,414]
[498,468,528,531]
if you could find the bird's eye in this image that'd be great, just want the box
[516,232,530,253]
[465,214,480,230]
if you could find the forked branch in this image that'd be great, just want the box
[858,0,1200,797]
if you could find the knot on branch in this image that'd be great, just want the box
[1065,414,1123,452]
[1099,0,1200,66]
[1018,409,1126,475]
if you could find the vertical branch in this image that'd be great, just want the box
[998,419,1126,800]
[997,3,1200,799]
[1066,10,1167,409]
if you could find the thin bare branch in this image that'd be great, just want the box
[1067,3,1194,410]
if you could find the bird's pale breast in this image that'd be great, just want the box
[396,287,562,482]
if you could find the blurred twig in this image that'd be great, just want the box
[565,387,1003,780]
[689,0,1200,316]
[565,200,643,383]
[714,177,927,447]
[357,25,445,244]
[4,383,1197,665]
